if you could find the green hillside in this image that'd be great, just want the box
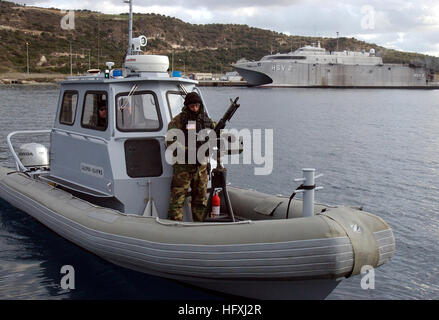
[1,1,438,74]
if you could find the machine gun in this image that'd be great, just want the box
[210,97,241,162]
[213,97,240,137]
[204,97,240,222]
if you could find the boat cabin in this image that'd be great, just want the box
[45,59,204,218]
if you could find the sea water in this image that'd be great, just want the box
[0,85,438,299]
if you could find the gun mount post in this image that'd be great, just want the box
[204,97,240,222]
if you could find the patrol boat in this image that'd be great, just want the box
[0,2,395,300]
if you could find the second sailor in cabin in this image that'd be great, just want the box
[97,100,108,129]
[166,92,215,222]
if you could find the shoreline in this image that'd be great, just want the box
[1,74,437,89]
[0,73,67,85]
[0,73,251,87]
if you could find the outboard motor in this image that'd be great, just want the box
[18,143,49,171]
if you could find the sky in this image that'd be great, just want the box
[15,0,439,57]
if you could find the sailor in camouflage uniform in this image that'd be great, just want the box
[166,92,215,222]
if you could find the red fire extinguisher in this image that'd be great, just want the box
[212,192,220,217]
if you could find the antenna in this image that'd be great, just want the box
[97,13,100,69]
[336,31,339,52]
[124,0,133,56]
[124,0,147,56]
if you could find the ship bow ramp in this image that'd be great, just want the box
[232,65,273,86]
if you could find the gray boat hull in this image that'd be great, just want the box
[0,166,395,299]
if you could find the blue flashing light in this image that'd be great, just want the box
[113,69,123,77]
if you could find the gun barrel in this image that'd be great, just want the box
[214,97,240,134]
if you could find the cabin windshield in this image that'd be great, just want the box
[166,91,185,118]
[116,91,162,132]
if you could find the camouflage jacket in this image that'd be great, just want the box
[166,105,215,165]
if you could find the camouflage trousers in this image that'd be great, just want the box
[168,164,208,222]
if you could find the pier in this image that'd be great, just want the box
[197,80,249,87]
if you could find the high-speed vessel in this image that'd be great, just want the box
[233,42,430,87]
[0,3,395,299]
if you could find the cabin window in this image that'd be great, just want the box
[124,139,163,177]
[166,91,185,117]
[59,91,78,125]
[81,91,108,131]
[116,91,162,132]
